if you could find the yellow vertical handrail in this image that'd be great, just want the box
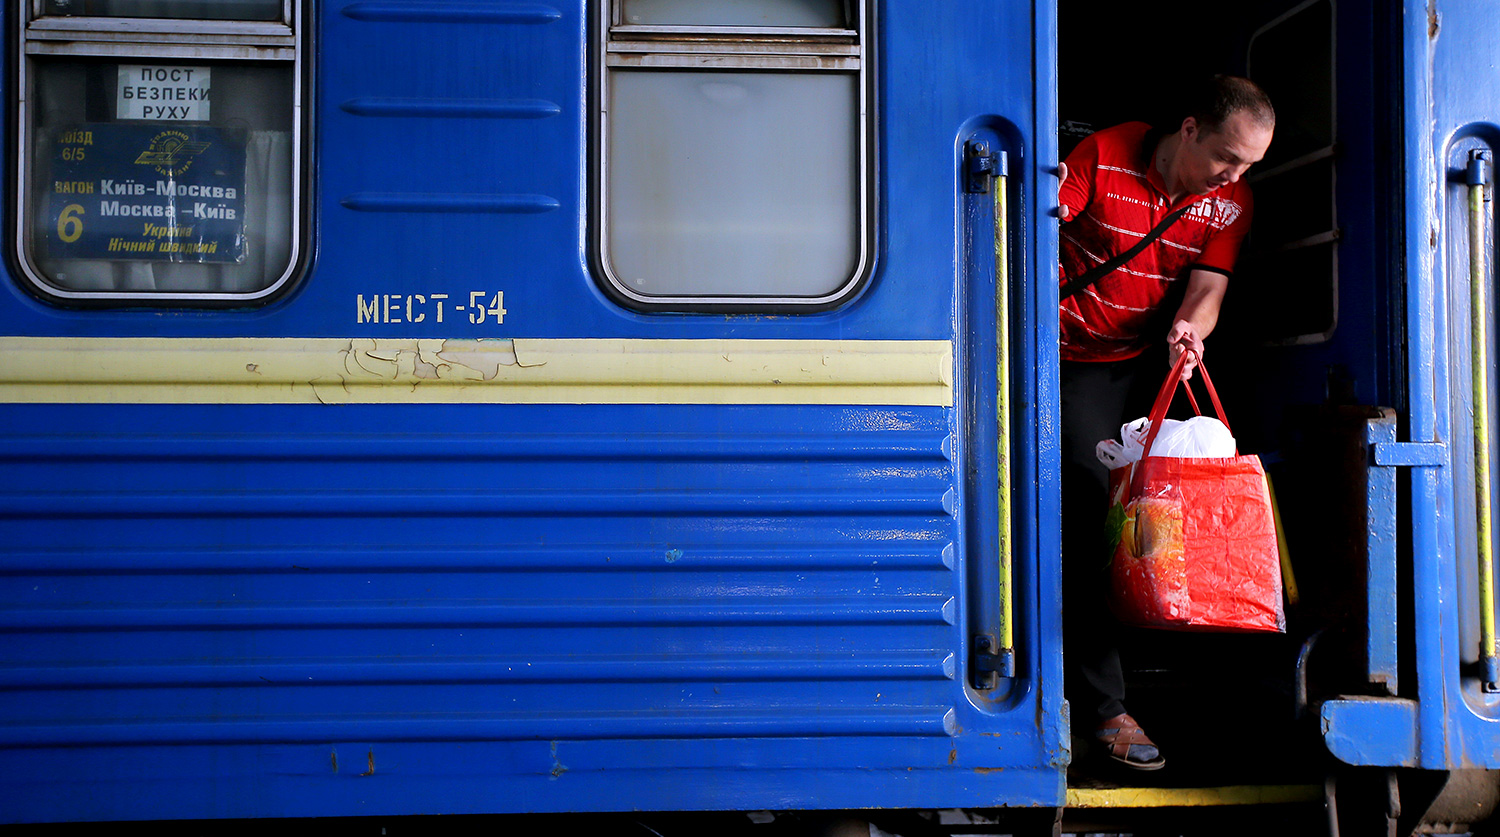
[994,171,1015,678]
[1468,150,1498,686]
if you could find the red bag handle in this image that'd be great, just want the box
[1129,351,1235,497]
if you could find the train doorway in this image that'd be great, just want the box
[1055,0,1400,794]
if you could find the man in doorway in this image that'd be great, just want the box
[1056,75,1275,770]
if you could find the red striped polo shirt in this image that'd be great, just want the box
[1058,122,1254,362]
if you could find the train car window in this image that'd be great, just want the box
[14,0,305,304]
[595,0,872,310]
[40,0,284,21]
[618,0,847,28]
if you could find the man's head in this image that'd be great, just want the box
[1170,75,1275,195]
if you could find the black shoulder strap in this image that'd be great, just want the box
[1060,202,1194,300]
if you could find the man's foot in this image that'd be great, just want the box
[1095,712,1165,771]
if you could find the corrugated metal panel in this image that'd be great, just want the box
[0,404,961,750]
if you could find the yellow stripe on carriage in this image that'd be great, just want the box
[0,337,954,406]
[1067,784,1323,808]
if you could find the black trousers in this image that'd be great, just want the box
[1059,356,1157,724]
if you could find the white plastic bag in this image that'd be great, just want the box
[1095,439,1132,469]
[1151,415,1236,458]
[1119,417,1151,462]
[1095,415,1235,467]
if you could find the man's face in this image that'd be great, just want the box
[1177,110,1274,195]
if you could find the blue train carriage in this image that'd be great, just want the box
[0,0,1497,834]
[0,0,1071,827]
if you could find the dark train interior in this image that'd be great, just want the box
[1057,0,1403,786]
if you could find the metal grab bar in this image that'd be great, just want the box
[1467,148,1497,687]
[962,140,1015,687]
[993,167,1015,679]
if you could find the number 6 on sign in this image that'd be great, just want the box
[57,204,85,243]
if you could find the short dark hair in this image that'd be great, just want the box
[1183,75,1275,133]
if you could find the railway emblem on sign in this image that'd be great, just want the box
[134,130,211,177]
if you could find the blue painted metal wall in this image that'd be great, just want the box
[1321,0,1500,772]
[1410,0,1500,770]
[0,1,1065,823]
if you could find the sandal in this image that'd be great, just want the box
[1095,712,1166,770]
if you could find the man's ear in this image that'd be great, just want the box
[1180,116,1199,141]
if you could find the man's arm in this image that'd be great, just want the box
[1166,269,1229,380]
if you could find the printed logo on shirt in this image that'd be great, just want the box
[1185,197,1244,230]
[1106,192,1157,210]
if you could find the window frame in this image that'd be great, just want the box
[592,0,876,312]
[12,0,310,306]
[1245,0,1338,345]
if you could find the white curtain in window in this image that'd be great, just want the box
[607,70,860,297]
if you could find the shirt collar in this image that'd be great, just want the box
[1142,125,1214,210]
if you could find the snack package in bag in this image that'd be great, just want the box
[1103,354,1285,633]
[1105,470,1189,625]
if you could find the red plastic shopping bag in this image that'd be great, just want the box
[1104,354,1285,633]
